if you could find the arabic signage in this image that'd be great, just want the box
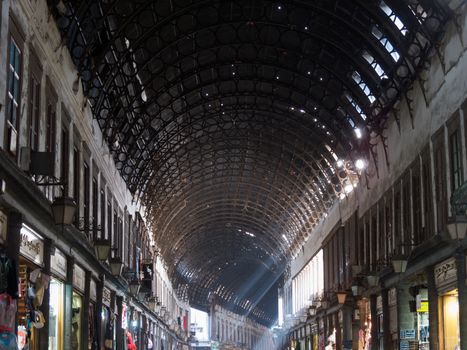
[434,257,457,287]
[90,279,97,301]
[51,249,67,279]
[20,224,44,266]
[73,264,85,293]
[103,287,112,306]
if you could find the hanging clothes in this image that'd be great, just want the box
[0,293,17,332]
[0,256,18,299]
[127,331,137,350]
[104,311,114,349]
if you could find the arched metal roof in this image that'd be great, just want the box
[49,0,450,325]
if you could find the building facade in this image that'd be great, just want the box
[279,1,467,350]
[0,1,190,349]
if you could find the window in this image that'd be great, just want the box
[113,208,118,251]
[43,97,56,200]
[100,188,106,239]
[28,52,41,151]
[61,128,69,189]
[421,146,433,239]
[45,101,56,154]
[394,189,401,255]
[83,162,90,230]
[449,129,463,192]
[5,22,23,156]
[403,174,411,250]
[73,147,80,225]
[412,165,422,245]
[107,198,112,244]
[433,131,447,233]
[92,177,98,239]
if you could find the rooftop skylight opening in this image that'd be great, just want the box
[409,4,428,25]
[372,25,401,62]
[380,1,408,36]
[352,71,376,103]
[362,51,388,79]
[345,93,367,121]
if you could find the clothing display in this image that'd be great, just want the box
[0,254,19,299]
[127,332,137,350]
[0,294,16,333]
[0,332,17,350]
[104,312,114,350]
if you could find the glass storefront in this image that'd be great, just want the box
[48,278,65,350]
[439,289,459,350]
[72,292,83,350]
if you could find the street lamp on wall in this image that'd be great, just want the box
[391,256,408,273]
[94,238,111,261]
[51,196,76,225]
[336,291,347,305]
[129,279,141,295]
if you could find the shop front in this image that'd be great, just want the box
[72,264,86,350]
[89,278,98,350]
[435,258,459,350]
[17,224,47,350]
[356,298,371,350]
[49,248,68,350]
[102,287,115,350]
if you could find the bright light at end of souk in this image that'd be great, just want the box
[355,128,362,138]
[355,159,366,170]
[278,297,284,326]
[344,184,354,194]
[336,159,344,168]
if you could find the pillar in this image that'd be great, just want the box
[81,270,91,350]
[96,274,105,350]
[116,296,124,350]
[38,238,52,350]
[381,289,391,350]
[64,256,74,350]
[426,265,439,350]
[370,295,378,350]
[455,250,467,350]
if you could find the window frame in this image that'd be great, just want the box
[5,18,25,157]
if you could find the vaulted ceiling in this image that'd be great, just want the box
[49,0,450,325]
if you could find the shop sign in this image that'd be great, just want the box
[400,340,409,350]
[400,329,416,339]
[388,288,397,306]
[73,265,85,293]
[122,303,128,329]
[19,225,44,266]
[90,279,97,301]
[0,210,7,243]
[417,301,429,313]
[103,287,111,306]
[51,249,67,279]
[435,257,457,287]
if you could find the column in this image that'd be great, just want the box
[38,238,52,350]
[426,266,439,350]
[455,251,467,350]
[381,289,391,350]
[64,256,75,350]
[116,296,124,350]
[370,295,378,350]
[81,271,91,350]
[6,211,21,334]
[96,274,105,350]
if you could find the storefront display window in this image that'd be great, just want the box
[439,289,459,350]
[72,292,83,350]
[48,278,64,350]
